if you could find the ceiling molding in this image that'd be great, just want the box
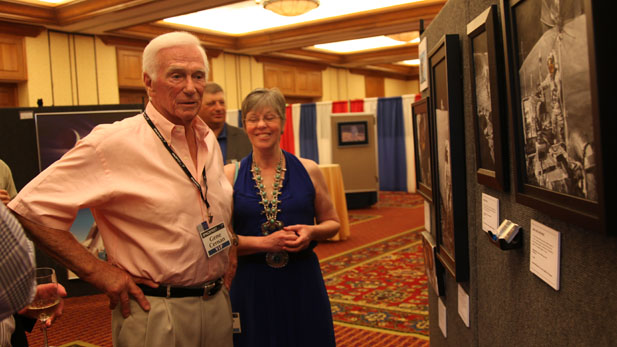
[339,45,419,67]
[0,19,45,37]
[254,55,328,71]
[0,1,55,25]
[111,23,237,50]
[350,66,417,81]
[233,1,443,54]
[98,34,223,58]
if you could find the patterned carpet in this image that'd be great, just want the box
[375,191,426,208]
[322,228,428,339]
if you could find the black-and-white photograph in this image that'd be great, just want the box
[515,0,596,201]
[434,60,455,260]
[422,231,443,296]
[468,5,509,191]
[473,44,496,171]
[412,97,433,201]
[429,34,468,281]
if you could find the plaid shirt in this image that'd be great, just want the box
[0,203,35,321]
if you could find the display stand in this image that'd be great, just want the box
[486,230,522,250]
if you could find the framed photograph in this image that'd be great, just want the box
[429,34,469,282]
[35,108,140,279]
[468,5,509,192]
[501,0,608,232]
[419,37,429,91]
[422,231,444,296]
[412,97,434,202]
[337,121,368,146]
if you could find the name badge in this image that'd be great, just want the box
[197,222,231,258]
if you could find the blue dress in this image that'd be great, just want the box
[230,150,336,347]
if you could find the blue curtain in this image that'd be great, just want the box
[299,103,319,163]
[377,97,407,191]
[237,110,243,128]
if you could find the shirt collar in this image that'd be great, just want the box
[218,123,228,140]
[145,102,210,143]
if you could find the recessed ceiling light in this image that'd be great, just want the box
[312,36,409,53]
[163,0,424,35]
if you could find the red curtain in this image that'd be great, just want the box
[280,105,295,154]
[350,99,364,112]
[332,101,348,113]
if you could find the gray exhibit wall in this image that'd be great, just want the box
[422,0,616,346]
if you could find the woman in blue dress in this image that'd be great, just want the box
[224,88,339,347]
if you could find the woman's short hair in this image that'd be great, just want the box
[142,31,208,81]
[241,88,287,127]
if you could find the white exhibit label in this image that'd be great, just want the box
[424,200,431,233]
[457,284,470,328]
[438,297,447,338]
[529,219,561,290]
[481,193,499,234]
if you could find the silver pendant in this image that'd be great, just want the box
[266,251,289,268]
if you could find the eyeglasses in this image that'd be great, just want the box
[245,113,280,125]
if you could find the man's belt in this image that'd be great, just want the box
[137,277,223,299]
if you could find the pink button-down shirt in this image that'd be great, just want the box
[9,103,233,287]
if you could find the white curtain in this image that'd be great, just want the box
[291,104,301,155]
[316,101,333,164]
[402,94,417,193]
[226,109,240,127]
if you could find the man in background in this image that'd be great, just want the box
[199,82,251,163]
[9,31,236,347]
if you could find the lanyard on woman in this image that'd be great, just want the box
[143,111,213,224]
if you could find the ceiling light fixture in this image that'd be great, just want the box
[262,0,320,16]
[387,31,420,43]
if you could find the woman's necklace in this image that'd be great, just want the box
[251,151,289,268]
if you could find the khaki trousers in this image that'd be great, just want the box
[112,287,233,347]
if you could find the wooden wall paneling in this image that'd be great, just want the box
[264,63,295,96]
[0,34,27,82]
[119,88,147,106]
[116,47,143,89]
[0,83,18,107]
[365,75,385,97]
[295,67,322,97]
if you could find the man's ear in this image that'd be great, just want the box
[143,73,153,95]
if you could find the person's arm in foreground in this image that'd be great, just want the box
[12,213,154,318]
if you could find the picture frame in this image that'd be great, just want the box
[467,5,509,192]
[35,108,141,279]
[500,0,608,232]
[428,34,469,282]
[337,121,368,147]
[422,230,444,296]
[412,97,434,202]
[419,37,429,91]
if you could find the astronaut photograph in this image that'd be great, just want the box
[514,0,596,201]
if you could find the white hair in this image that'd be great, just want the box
[142,31,209,80]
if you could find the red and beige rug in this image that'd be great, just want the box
[321,228,428,339]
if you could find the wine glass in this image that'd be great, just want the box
[28,267,60,347]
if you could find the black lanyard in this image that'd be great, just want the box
[143,112,213,224]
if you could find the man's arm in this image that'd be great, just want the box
[12,212,152,318]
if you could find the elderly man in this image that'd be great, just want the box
[199,82,251,163]
[9,31,237,346]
